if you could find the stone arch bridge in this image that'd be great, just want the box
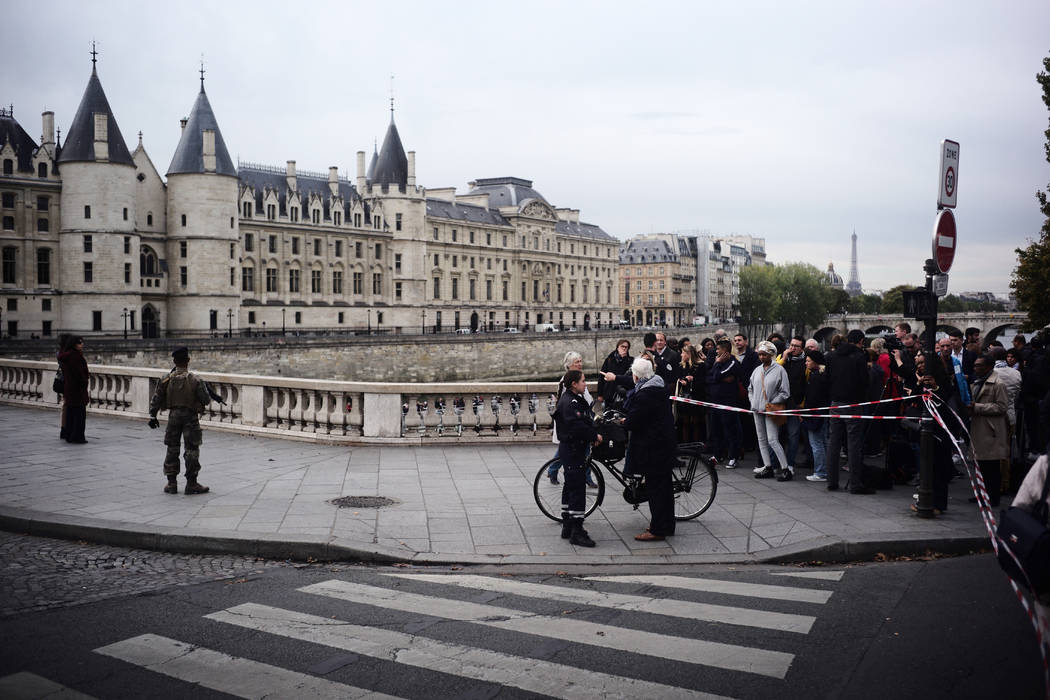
[812,311,1030,348]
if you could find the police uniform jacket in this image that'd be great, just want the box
[553,390,598,467]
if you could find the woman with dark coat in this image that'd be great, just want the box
[598,339,634,408]
[57,336,89,443]
[553,369,601,547]
[623,356,677,541]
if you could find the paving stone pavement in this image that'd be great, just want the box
[0,404,994,564]
[0,531,297,617]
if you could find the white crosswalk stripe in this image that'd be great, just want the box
[770,570,846,581]
[73,570,848,697]
[207,602,731,700]
[383,572,817,632]
[581,574,834,604]
[301,579,795,679]
[94,634,404,700]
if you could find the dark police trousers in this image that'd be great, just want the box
[164,407,203,479]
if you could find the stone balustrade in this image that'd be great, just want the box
[0,359,559,444]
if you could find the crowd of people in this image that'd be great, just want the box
[553,325,1050,545]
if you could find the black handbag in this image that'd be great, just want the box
[53,369,64,394]
[996,469,1050,596]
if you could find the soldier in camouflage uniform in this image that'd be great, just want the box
[149,347,212,494]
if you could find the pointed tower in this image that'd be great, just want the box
[164,68,240,332]
[846,229,862,297]
[57,50,140,334]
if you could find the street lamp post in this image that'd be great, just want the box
[226,308,233,337]
[281,308,286,335]
[121,308,128,340]
[422,310,425,336]
[367,309,371,335]
[262,321,266,337]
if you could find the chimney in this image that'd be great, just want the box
[329,166,339,196]
[285,160,296,191]
[356,150,366,192]
[202,129,216,172]
[41,111,54,145]
[92,113,108,161]
[180,117,188,132]
[407,151,416,188]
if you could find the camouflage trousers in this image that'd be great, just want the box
[163,407,203,479]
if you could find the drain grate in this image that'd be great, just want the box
[330,495,398,509]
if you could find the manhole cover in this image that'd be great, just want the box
[330,496,398,509]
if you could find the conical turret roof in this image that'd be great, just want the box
[167,86,236,177]
[370,117,407,187]
[366,141,378,181]
[57,65,133,165]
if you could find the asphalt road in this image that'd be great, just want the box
[0,532,1043,699]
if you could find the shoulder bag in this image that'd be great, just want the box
[996,469,1050,597]
[763,369,786,426]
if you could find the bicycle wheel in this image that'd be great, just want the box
[671,448,717,520]
[533,458,605,522]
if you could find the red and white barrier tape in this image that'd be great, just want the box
[670,395,929,421]
[921,393,1049,696]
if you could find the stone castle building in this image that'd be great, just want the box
[0,57,619,338]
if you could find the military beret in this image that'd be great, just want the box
[172,347,190,363]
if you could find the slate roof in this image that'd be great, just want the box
[619,239,677,264]
[366,143,378,181]
[239,165,363,222]
[554,219,615,242]
[370,118,407,188]
[167,87,236,177]
[468,177,548,208]
[425,199,510,227]
[0,110,39,173]
[57,67,133,166]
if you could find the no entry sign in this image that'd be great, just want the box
[932,208,957,274]
[938,139,959,208]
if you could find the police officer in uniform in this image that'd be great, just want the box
[149,347,213,494]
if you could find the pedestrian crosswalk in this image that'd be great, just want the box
[5,568,847,699]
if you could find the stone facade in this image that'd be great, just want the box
[0,60,619,339]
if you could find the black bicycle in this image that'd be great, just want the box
[533,411,718,522]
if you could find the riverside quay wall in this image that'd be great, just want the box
[0,325,734,383]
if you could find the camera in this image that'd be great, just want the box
[883,334,903,352]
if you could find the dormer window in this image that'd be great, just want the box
[266,204,276,221]
[38,163,47,178]
[243,201,252,218]
[312,209,320,225]
[290,208,299,223]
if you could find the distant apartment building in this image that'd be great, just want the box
[618,232,766,326]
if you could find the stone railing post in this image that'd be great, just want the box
[129,376,152,415]
[363,392,402,437]
[241,384,265,427]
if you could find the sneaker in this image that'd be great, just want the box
[726,459,738,469]
[806,474,827,482]
[754,465,776,479]
[776,469,794,482]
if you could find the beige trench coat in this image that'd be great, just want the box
[969,370,1009,461]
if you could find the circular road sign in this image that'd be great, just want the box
[932,209,957,274]
[944,166,955,198]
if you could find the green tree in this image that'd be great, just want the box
[848,293,882,314]
[1011,53,1050,331]
[777,262,835,334]
[939,294,964,313]
[826,288,851,315]
[738,264,780,327]
[881,284,914,314]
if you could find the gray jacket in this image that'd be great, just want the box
[747,362,790,412]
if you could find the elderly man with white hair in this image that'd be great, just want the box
[622,356,677,541]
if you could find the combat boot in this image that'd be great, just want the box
[163,478,178,494]
[185,480,210,495]
[560,512,573,539]
[569,519,596,548]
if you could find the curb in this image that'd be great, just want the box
[0,506,992,567]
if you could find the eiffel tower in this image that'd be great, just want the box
[846,229,862,297]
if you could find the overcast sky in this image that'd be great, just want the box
[6,1,1048,296]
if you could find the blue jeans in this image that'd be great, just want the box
[805,421,828,477]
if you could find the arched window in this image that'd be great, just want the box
[147,212,153,226]
[180,214,187,227]
[139,245,158,276]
